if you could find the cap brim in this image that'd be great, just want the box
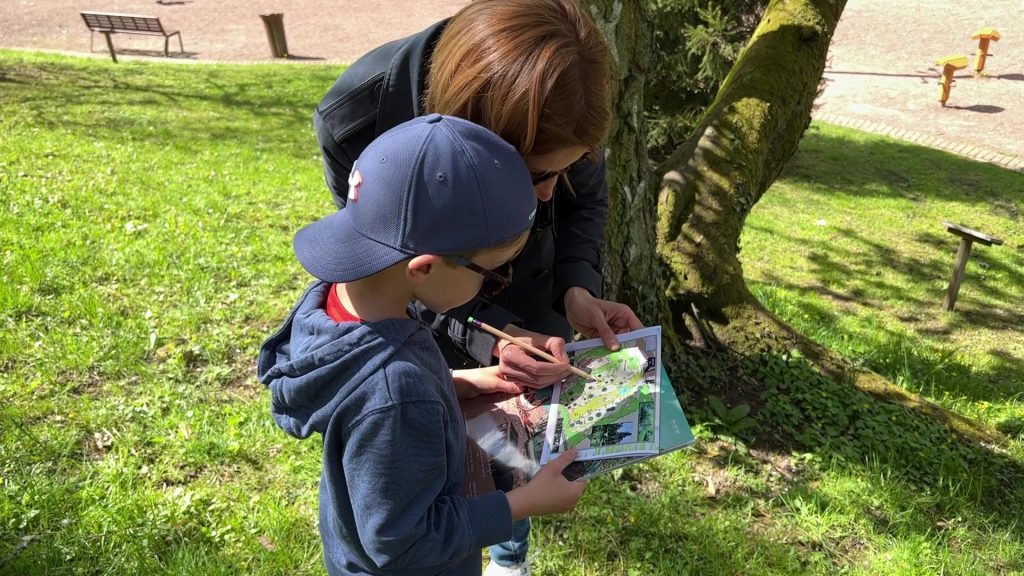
[293,210,412,283]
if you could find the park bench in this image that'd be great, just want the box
[80,11,184,63]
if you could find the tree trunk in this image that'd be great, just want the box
[587,0,1004,447]
[586,0,663,323]
[654,0,843,319]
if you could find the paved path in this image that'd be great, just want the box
[815,0,1024,172]
[0,0,468,64]
[1,0,1021,172]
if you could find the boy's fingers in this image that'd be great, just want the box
[495,381,524,394]
[549,448,579,471]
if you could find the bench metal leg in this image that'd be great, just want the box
[164,32,184,57]
[102,31,117,63]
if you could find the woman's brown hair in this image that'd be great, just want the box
[424,0,612,157]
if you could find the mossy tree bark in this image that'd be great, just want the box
[585,0,1004,446]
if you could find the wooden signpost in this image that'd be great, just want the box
[941,221,1003,311]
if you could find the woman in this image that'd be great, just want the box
[312,1,641,573]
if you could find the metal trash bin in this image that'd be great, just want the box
[260,13,289,58]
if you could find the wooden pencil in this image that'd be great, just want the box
[468,316,592,380]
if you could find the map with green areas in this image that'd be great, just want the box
[556,347,655,452]
[542,327,663,464]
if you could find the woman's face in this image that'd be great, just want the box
[524,146,589,202]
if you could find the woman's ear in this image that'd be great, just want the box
[406,255,442,284]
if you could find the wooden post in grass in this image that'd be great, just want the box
[942,221,1003,311]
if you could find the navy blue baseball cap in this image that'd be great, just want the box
[294,114,537,283]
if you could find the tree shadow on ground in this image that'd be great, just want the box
[823,68,945,83]
[539,465,830,574]
[678,345,1024,550]
[779,124,1024,208]
[748,271,1024,405]
[746,222,1024,333]
[0,56,333,162]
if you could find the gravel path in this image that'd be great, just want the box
[1,0,1021,168]
[0,0,468,64]
[816,0,1024,166]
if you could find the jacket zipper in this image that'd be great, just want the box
[317,71,386,117]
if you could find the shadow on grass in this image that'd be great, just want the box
[743,212,1024,399]
[751,270,1024,400]
[678,346,1024,553]
[0,55,336,161]
[538,472,821,574]
[749,222,1024,331]
[780,124,1024,209]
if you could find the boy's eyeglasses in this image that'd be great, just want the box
[448,256,514,298]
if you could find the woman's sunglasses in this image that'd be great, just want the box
[528,154,590,185]
[530,167,569,185]
[447,256,514,298]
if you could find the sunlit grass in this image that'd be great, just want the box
[2,51,1022,575]
[743,123,1024,435]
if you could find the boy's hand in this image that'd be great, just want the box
[506,449,586,520]
[451,366,523,399]
[495,325,571,388]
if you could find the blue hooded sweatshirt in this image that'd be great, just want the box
[257,283,513,575]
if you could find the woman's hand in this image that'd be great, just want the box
[564,287,643,351]
[494,325,572,389]
[452,366,523,399]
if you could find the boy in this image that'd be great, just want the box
[257,114,586,576]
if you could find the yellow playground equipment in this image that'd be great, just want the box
[935,55,969,105]
[971,27,1000,75]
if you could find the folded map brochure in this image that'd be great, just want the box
[543,326,663,463]
[460,326,695,498]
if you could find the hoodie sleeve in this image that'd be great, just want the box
[339,400,513,572]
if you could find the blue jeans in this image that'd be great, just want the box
[489,518,530,566]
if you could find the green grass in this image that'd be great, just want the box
[742,122,1024,434]
[1,51,338,574]
[2,50,1023,575]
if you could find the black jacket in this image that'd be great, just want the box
[313,20,609,369]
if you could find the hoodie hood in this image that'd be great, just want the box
[257,282,426,439]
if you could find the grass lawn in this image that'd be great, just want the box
[2,51,1023,575]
